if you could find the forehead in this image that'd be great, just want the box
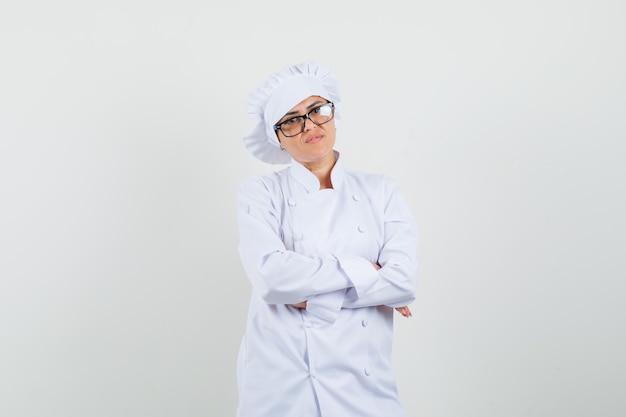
[285,95,327,114]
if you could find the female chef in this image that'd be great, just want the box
[236,61,419,417]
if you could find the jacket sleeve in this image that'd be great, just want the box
[341,176,419,309]
[237,176,377,307]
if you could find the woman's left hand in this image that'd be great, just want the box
[395,306,412,318]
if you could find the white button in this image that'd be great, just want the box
[361,319,368,327]
[294,232,304,241]
[311,373,317,379]
[358,225,366,233]
[304,321,312,328]
[352,194,360,201]
[288,198,297,206]
[364,368,371,376]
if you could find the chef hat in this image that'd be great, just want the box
[242,61,342,164]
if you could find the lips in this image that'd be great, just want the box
[304,134,323,144]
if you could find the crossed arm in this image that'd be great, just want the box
[237,176,418,321]
[291,301,412,317]
[288,262,413,317]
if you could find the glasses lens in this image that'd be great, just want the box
[309,103,334,125]
[280,117,304,137]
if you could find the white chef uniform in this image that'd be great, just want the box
[236,152,418,417]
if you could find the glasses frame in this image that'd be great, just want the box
[273,102,335,137]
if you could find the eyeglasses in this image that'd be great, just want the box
[273,102,335,137]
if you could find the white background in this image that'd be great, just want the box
[1,1,625,416]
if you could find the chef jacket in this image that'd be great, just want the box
[236,152,418,417]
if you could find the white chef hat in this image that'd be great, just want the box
[242,61,342,164]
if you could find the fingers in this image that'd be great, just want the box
[288,302,307,309]
[395,306,412,318]
[370,261,381,270]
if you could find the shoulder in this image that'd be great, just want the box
[237,168,290,207]
[238,168,287,192]
[345,169,398,194]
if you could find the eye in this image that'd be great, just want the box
[283,116,302,127]
[313,104,331,116]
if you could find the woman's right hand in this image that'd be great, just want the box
[289,301,307,309]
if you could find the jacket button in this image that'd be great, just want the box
[364,368,371,376]
[288,198,297,206]
[358,225,366,233]
[352,194,360,201]
[361,319,368,327]
[294,233,304,241]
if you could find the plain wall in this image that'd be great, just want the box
[1,1,624,416]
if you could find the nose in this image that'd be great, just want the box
[303,116,317,131]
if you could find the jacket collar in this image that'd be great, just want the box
[289,150,345,193]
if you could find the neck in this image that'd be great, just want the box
[302,152,337,189]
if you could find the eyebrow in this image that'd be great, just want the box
[278,100,326,123]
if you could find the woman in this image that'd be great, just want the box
[236,61,418,417]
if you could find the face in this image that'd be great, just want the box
[275,95,336,167]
